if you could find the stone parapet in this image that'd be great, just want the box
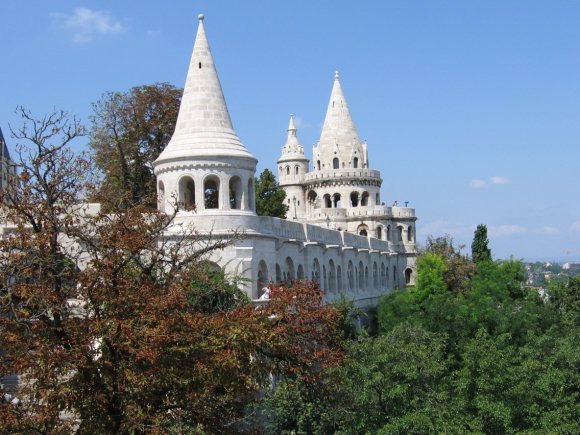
[303,168,381,183]
[307,205,415,219]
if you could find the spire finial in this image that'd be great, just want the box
[288,114,296,132]
[334,70,339,80]
[198,13,205,21]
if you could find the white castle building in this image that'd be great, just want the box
[154,15,417,305]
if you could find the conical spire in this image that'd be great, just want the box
[318,71,361,151]
[279,114,307,162]
[288,114,296,133]
[284,114,301,149]
[155,15,256,164]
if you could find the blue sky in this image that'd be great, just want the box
[1,1,579,261]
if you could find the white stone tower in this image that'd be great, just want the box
[301,71,383,231]
[153,15,257,215]
[277,115,309,220]
[278,71,417,259]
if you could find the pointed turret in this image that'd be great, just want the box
[280,115,306,158]
[319,71,361,150]
[314,71,365,170]
[277,115,309,219]
[154,15,257,215]
[154,14,256,164]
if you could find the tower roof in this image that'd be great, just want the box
[155,15,256,165]
[318,71,361,150]
[278,115,308,163]
[0,127,11,162]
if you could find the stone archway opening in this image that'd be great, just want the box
[204,176,220,209]
[229,176,242,209]
[179,176,196,211]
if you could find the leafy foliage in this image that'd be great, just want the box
[89,83,181,208]
[264,229,580,433]
[255,168,287,218]
[471,223,492,263]
[0,109,345,433]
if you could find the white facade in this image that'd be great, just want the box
[153,15,417,306]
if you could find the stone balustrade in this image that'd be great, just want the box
[307,205,415,219]
[303,168,382,182]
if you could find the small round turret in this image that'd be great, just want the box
[277,115,309,219]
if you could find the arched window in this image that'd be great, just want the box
[308,191,318,210]
[328,259,336,292]
[350,191,359,207]
[353,157,359,168]
[376,193,380,205]
[373,262,378,288]
[229,176,242,209]
[297,264,305,280]
[179,176,196,210]
[247,178,255,211]
[258,260,269,297]
[380,263,386,287]
[286,166,290,175]
[312,259,321,285]
[333,193,341,208]
[361,191,369,206]
[295,165,299,175]
[285,257,295,281]
[158,181,165,212]
[358,262,364,290]
[323,265,327,290]
[324,194,332,208]
[405,268,413,285]
[204,176,220,209]
[393,265,397,288]
[317,160,321,170]
[365,266,369,289]
[333,158,339,169]
[337,266,343,292]
[386,225,391,241]
[377,226,382,240]
[357,224,368,237]
[397,226,404,242]
[407,225,414,242]
[276,263,282,283]
[348,261,354,290]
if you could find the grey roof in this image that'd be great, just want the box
[0,127,12,162]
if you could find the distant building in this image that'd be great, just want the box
[0,127,15,194]
[562,262,580,272]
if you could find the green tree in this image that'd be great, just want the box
[89,83,181,208]
[337,325,459,434]
[471,224,492,263]
[550,276,580,325]
[255,168,287,218]
[424,234,476,294]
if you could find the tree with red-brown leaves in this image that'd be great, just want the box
[0,108,345,434]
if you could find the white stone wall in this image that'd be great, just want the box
[172,213,417,306]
